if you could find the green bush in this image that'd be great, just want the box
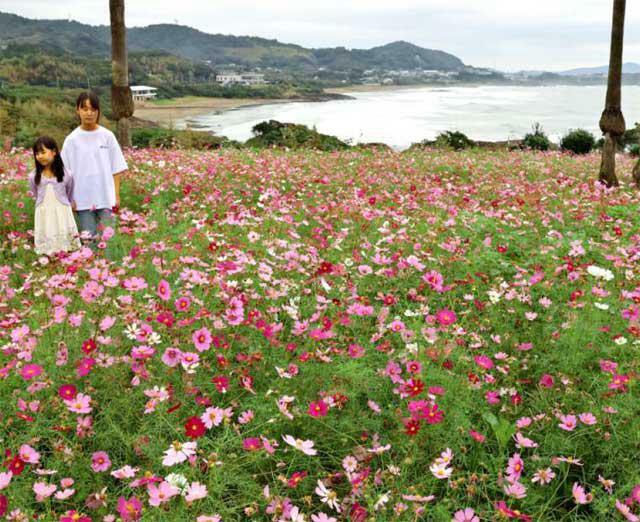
[523,123,551,151]
[434,130,475,150]
[628,143,640,157]
[560,129,596,154]
[132,127,238,149]
[246,120,349,151]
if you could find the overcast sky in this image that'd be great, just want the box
[3,1,640,71]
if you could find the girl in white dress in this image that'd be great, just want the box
[28,136,81,256]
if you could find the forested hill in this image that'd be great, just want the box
[0,11,465,71]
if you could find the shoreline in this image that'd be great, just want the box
[133,93,352,127]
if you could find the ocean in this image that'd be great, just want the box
[180,85,640,150]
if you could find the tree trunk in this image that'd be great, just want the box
[110,0,133,148]
[633,158,640,188]
[598,0,626,187]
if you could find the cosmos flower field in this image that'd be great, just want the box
[1,147,640,521]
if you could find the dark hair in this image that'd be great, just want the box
[76,91,101,123]
[33,136,65,185]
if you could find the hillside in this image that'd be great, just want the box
[0,11,465,72]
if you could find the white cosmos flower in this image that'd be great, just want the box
[282,435,317,456]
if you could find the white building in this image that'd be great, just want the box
[131,86,158,101]
[215,72,266,86]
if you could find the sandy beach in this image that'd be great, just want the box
[134,96,290,126]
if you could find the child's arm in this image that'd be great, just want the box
[28,173,37,200]
[66,173,75,207]
[109,133,128,208]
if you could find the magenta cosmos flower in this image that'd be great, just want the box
[91,451,111,472]
[117,496,143,521]
[308,400,328,417]
[20,364,42,380]
[435,309,457,326]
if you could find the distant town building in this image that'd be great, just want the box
[131,86,158,101]
[215,72,266,86]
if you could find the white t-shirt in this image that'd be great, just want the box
[61,126,128,211]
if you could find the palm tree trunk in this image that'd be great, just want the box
[110,0,134,147]
[599,0,626,187]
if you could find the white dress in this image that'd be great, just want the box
[34,183,81,255]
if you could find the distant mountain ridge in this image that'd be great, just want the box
[0,11,466,72]
[559,62,640,76]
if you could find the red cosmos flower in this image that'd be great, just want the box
[350,502,369,522]
[287,471,308,488]
[58,384,78,401]
[403,378,425,397]
[497,244,508,253]
[316,261,334,275]
[184,416,206,439]
[156,311,175,327]
[308,400,328,417]
[7,456,25,476]
[212,375,229,393]
[0,495,6,517]
[424,404,444,424]
[81,339,96,355]
[404,419,421,436]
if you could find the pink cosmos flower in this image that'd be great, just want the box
[18,444,40,464]
[91,451,111,472]
[453,507,480,522]
[162,441,197,466]
[504,481,527,499]
[20,364,42,380]
[579,412,597,425]
[196,517,222,522]
[147,481,179,507]
[616,499,640,522]
[474,355,494,370]
[192,327,212,352]
[514,432,538,449]
[506,453,524,483]
[469,430,486,443]
[111,465,139,479]
[185,482,208,502]
[572,482,593,504]
[311,513,337,522]
[0,472,12,490]
[161,347,183,367]
[33,481,57,501]
[157,279,171,301]
[64,393,92,414]
[558,414,578,431]
[531,468,556,485]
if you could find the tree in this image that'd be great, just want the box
[598,0,626,187]
[109,0,134,147]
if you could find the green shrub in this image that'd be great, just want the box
[628,143,640,157]
[246,120,349,151]
[560,129,596,154]
[434,130,475,150]
[523,123,551,151]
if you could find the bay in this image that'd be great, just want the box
[180,85,640,150]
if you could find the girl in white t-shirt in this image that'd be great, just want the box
[61,92,128,246]
[28,136,81,256]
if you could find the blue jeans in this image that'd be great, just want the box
[75,209,115,245]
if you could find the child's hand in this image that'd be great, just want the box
[72,202,77,211]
